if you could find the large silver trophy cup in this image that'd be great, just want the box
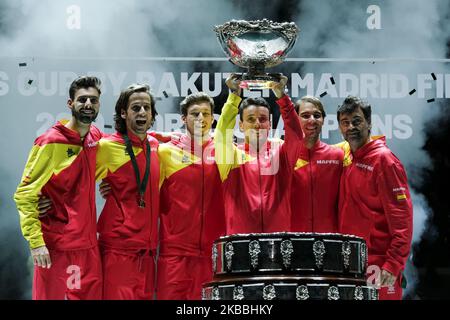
[214,19,299,90]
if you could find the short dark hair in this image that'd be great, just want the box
[295,95,326,118]
[239,97,271,121]
[69,76,102,100]
[180,92,215,116]
[337,95,371,124]
[114,83,157,134]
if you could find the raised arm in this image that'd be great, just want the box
[271,75,303,166]
[214,74,242,181]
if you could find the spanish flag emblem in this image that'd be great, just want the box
[397,194,407,201]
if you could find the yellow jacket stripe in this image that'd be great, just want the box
[14,143,81,249]
[214,93,250,181]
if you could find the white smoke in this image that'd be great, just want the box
[0,0,241,57]
[403,191,434,298]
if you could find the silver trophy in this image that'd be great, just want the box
[214,19,299,90]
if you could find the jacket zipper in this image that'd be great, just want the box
[257,150,264,232]
[308,148,314,232]
[199,144,205,255]
[82,134,95,246]
[147,140,154,251]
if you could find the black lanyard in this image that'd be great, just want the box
[123,134,151,208]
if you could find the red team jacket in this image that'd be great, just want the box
[215,94,302,234]
[15,121,102,251]
[96,131,160,252]
[158,134,226,257]
[291,141,344,233]
[338,136,413,277]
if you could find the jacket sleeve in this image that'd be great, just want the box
[157,145,167,189]
[214,93,242,181]
[14,144,55,249]
[376,158,413,277]
[95,138,111,181]
[276,95,303,167]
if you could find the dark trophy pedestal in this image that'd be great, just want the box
[202,232,378,300]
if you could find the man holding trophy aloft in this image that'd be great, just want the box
[214,19,303,235]
[214,74,303,234]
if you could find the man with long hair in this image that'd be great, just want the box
[96,84,160,300]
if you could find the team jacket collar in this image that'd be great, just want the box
[353,135,386,159]
[172,133,213,153]
[242,140,273,155]
[55,119,88,144]
[112,130,149,147]
[301,139,325,152]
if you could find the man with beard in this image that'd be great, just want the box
[155,92,226,300]
[337,96,413,300]
[95,84,160,300]
[290,96,344,233]
[215,74,302,234]
[14,76,103,299]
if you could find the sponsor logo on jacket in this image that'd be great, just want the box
[393,186,408,200]
[67,148,76,157]
[316,159,340,165]
[355,162,374,171]
[182,154,191,163]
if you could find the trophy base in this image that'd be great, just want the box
[237,73,282,90]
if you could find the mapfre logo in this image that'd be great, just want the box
[316,159,340,165]
[87,141,98,148]
[355,162,374,171]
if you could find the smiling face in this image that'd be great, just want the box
[121,92,153,140]
[239,105,271,148]
[68,87,100,124]
[338,106,371,151]
[298,101,324,140]
[182,102,213,139]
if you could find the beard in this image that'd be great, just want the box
[346,130,365,142]
[72,108,98,124]
[345,129,370,150]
